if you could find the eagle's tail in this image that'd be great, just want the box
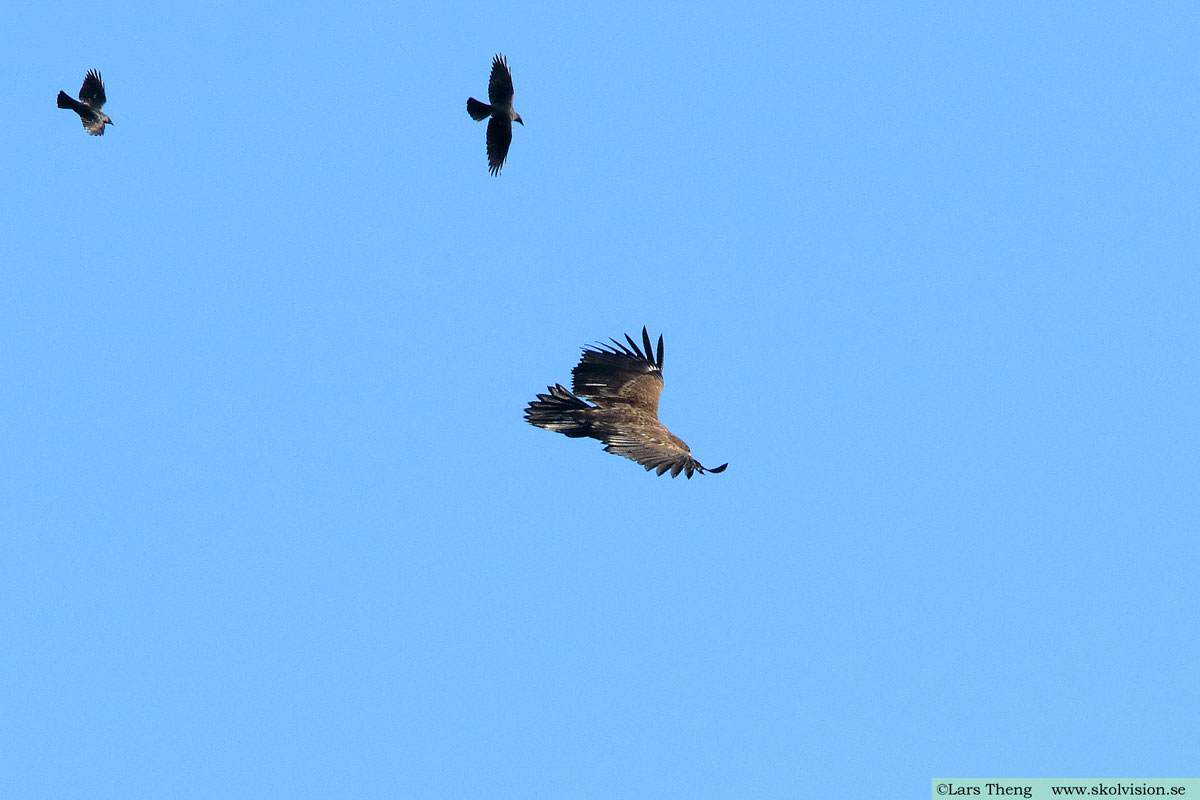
[525,384,592,437]
[466,97,492,121]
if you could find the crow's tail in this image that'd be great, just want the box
[466,97,491,121]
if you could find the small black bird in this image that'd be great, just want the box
[58,70,113,136]
[466,54,523,175]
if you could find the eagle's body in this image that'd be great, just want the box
[466,54,523,175]
[525,328,728,479]
[58,70,113,135]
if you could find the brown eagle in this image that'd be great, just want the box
[525,328,728,478]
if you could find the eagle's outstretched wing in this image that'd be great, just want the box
[600,424,728,478]
[571,326,665,413]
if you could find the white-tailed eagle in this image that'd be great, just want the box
[526,328,728,478]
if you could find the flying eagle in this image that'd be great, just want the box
[57,70,113,135]
[466,54,523,175]
[525,328,728,478]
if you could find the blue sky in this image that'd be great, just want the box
[3,0,1197,796]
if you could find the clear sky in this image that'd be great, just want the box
[3,1,1197,796]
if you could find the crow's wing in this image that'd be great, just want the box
[79,70,106,109]
[487,54,514,106]
[485,116,512,175]
[82,110,107,135]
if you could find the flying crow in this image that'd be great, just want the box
[466,54,523,175]
[58,70,113,136]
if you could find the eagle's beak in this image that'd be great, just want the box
[515,115,524,126]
